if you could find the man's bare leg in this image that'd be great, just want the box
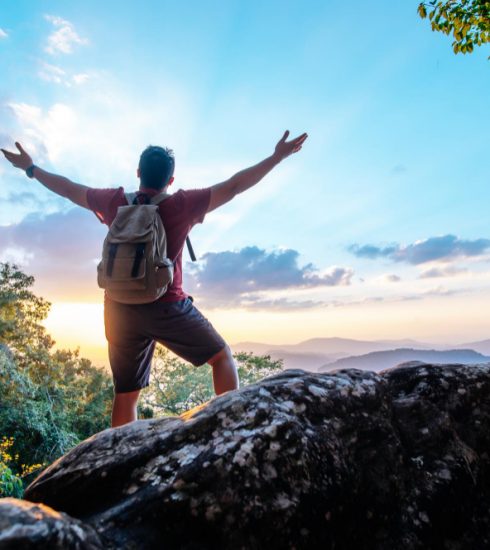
[111,348,237,427]
[208,345,239,395]
[112,389,141,427]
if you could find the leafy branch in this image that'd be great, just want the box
[418,0,490,55]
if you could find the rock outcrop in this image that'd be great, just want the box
[0,498,103,549]
[3,363,490,549]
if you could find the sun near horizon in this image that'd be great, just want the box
[44,290,490,368]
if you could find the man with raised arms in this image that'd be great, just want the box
[2,129,308,427]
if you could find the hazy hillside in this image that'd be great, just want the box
[233,338,434,371]
[288,338,434,355]
[319,348,490,373]
[456,340,490,356]
[233,346,335,371]
[234,337,433,355]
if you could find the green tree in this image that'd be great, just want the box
[0,436,41,498]
[0,263,113,492]
[0,437,24,498]
[418,0,490,55]
[233,351,284,386]
[0,263,53,356]
[141,346,283,416]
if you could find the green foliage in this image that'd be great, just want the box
[142,347,214,416]
[0,435,43,498]
[142,347,283,416]
[234,351,284,386]
[0,347,113,466]
[0,462,24,498]
[0,263,53,356]
[418,0,490,56]
[0,263,113,491]
[0,437,24,498]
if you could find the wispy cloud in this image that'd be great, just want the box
[383,274,401,283]
[44,15,88,55]
[241,284,471,312]
[242,285,471,312]
[38,62,66,84]
[333,285,469,308]
[38,62,91,87]
[5,192,40,206]
[419,285,462,298]
[0,28,8,39]
[72,73,90,85]
[0,247,34,265]
[349,235,490,265]
[419,265,468,279]
[230,296,328,311]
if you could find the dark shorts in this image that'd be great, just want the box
[104,297,226,393]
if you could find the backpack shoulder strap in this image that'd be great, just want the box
[150,192,171,205]
[148,191,198,262]
[186,236,197,262]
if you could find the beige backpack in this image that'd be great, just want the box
[97,192,174,304]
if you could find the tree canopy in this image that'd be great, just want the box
[0,263,113,496]
[141,347,284,417]
[418,1,490,55]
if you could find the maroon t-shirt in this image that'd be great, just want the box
[87,186,211,302]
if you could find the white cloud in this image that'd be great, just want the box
[184,246,354,309]
[72,73,90,85]
[0,247,34,266]
[44,15,88,55]
[349,235,490,265]
[0,28,8,39]
[7,101,76,163]
[3,72,198,188]
[37,62,91,87]
[419,265,468,279]
[38,62,66,84]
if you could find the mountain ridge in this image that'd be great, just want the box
[232,337,490,371]
[319,347,490,372]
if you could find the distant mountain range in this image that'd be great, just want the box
[454,339,490,356]
[318,348,490,372]
[232,337,490,372]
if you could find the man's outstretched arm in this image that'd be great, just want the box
[1,142,90,209]
[207,130,308,213]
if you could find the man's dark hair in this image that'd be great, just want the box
[138,145,175,190]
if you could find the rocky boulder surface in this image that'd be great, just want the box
[4,363,490,549]
[0,498,103,549]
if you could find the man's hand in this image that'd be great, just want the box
[1,142,33,171]
[207,129,309,213]
[1,141,90,209]
[273,130,308,162]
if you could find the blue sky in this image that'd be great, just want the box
[0,1,489,357]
